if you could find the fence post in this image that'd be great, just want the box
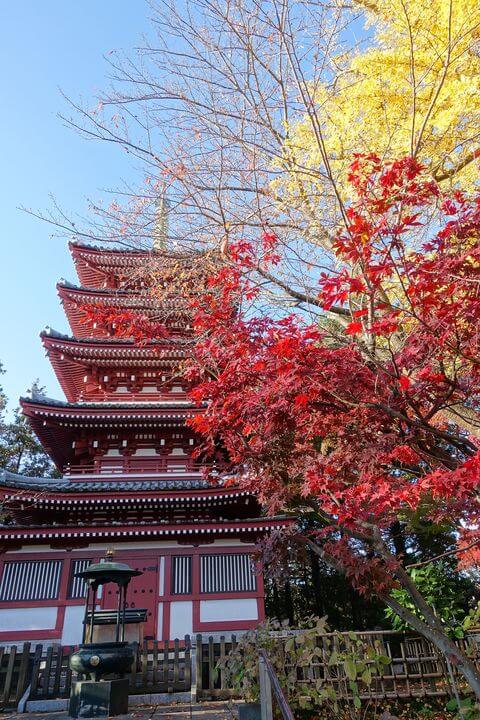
[190,635,197,703]
[195,633,203,701]
[259,655,273,720]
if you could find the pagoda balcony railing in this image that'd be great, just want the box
[64,455,212,477]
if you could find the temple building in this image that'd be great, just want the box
[0,241,290,646]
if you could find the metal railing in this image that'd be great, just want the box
[258,649,294,720]
[64,456,208,476]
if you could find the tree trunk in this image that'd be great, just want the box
[306,537,480,701]
[389,521,407,559]
[283,580,295,625]
[385,596,480,700]
[309,549,325,618]
[440,403,480,438]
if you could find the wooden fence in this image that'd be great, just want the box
[0,638,192,709]
[194,630,480,702]
[195,634,238,700]
[0,630,477,709]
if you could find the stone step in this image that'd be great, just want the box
[152,702,238,720]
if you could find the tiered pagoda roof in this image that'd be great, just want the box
[69,241,152,288]
[41,329,187,402]
[0,240,292,547]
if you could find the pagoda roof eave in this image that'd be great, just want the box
[56,281,191,339]
[57,280,191,309]
[41,331,190,403]
[41,328,176,349]
[69,241,207,263]
[69,240,151,258]
[0,469,236,495]
[0,516,294,544]
[20,396,202,469]
[0,469,254,504]
[20,395,198,413]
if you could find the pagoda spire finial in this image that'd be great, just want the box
[152,191,169,252]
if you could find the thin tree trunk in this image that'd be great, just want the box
[306,537,480,700]
[440,404,480,438]
[385,595,480,700]
[389,521,407,559]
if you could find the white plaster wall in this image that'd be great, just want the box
[211,540,256,547]
[134,448,158,456]
[0,607,58,631]
[200,599,258,623]
[61,606,85,645]
[7,547,65,554]
[72,541,184,551]
[157,603,164,639]
[158,557,165,596]
[170,601,193,639]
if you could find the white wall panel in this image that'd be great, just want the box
[0,607,58,631]
[169,601,193,639]
[158,557,165,596]
[157,602,164,639]
[61,606,85,645]
[200,599,258,623]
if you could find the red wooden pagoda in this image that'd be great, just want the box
[0,241,290,645]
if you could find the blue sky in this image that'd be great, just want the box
[0,1,152,412]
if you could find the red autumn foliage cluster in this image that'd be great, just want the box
[84,155,480,592]
[185,155,480,587]
[82,154,480,693]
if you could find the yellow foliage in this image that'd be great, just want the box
[288,0,480,193]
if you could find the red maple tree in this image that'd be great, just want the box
[86,155,480,695]
[184,156,480,694]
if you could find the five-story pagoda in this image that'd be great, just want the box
[0,240,290,646]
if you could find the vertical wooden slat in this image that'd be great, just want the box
[219,636,226,690]
[208,636,215,693]
[163,639,170,689]
[173,638,180,687]
[29,644,43,698]
[3,645,17,705]
[419,640,427,696]
[129,643,138,690]
[15,642,31,704]
[42,645,54,698]
[196,634,203,696]
[52,644,63,698]
[184,635,191,691]
[152,640,158,688]
[64,647,73,697]
[399,640,410,697]
[141,641,148,688]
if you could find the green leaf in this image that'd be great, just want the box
[462,615,472,631]
[344,658,357,681]
[353,695,362,709]
[328,651,339,666]
[361,668,372,685]
[378,655,392,665]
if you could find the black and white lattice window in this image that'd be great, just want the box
[171,555,192,595]
[68,559,92,599]
[200,554,257,594]
[0,559,63,601]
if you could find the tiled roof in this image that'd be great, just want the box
[0,468,211,493]
[41,328,166,346]
[21,392,196,410]
[70,240,150,254]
